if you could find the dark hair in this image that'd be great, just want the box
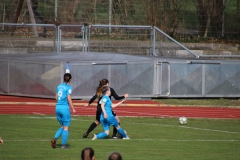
[95,79,109,99]
[96,86,109,99]
[81,147,94,160]
[64,73,72,83]
[99,79,109,87]
[108,152,122,160]
[101,86,109,94]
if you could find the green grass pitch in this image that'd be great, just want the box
[0,115,240,160]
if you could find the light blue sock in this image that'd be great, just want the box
[62,130,69,145]
[117,127,127,138]
[54,127,63,139]
[96,132,107,139]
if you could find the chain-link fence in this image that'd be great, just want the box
[0,0,239,40]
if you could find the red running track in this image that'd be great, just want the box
[0,95,240,119]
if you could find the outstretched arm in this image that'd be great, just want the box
[112,99,126,108]
[84,94,97,107]
[110,88,129,100]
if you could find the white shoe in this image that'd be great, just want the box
[122,136,130,140]
[91,134,97,140]
[112,136,118,139]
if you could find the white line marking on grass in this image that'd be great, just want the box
[27,116,56,119]
[177,125,240,134]
[3,139,239,142]
[33,112,45,115]
[13,116,240,135]
[24,116,94,122]
[130,139,240,142]
[115,110,174,117]
[132,122,240,134]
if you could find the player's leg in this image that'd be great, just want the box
[61,126,69,148]
[60,109,71,148]
[83,106,101,138]
[51,108,63,148]
[112,111,120,138]
[92,118,109,140]
[111,116,129,139]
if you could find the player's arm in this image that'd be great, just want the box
[101,103,108,119]
[111,88,129,100]
[84,94,97,107]
[100,97,108,118]
[0,137,3,144]
[112,99,126,108]
[55,93,58,101]
[67,94,76,114]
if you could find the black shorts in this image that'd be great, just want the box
[96,105,117,122]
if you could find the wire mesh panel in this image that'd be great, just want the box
[1,0,239,39]
[58,24,85,52]
[0,23,57,54]
[89,25,153,55]
[154,27,198,58]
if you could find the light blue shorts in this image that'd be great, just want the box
[55,106,71,126]
[100,115,119,131]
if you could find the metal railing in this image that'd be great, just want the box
[1,23,240,59]
[0,23,57,54]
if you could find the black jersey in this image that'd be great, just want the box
[88,87,125,105]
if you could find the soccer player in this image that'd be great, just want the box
[51,73,76,149]
[83,79,129,138]
[92,86,129,140]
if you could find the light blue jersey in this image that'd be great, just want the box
[99,95,112,117]
[99,95,118,130]
[96,94,128,139]
[55,83,72,126]
[56,83,72,108]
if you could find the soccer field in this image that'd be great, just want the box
[0,115,240,160]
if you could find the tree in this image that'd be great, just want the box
[140,0,187,37]
[194,0,224,37]
[112,0,135,25]
[57,0,81,23]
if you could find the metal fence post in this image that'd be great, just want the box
[82,23,88,52]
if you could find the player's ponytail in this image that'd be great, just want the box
[96,85,102,99]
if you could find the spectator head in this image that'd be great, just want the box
[108,152,122,160]
[81,147,94,160]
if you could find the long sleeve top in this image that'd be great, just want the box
[88,87,125,105]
